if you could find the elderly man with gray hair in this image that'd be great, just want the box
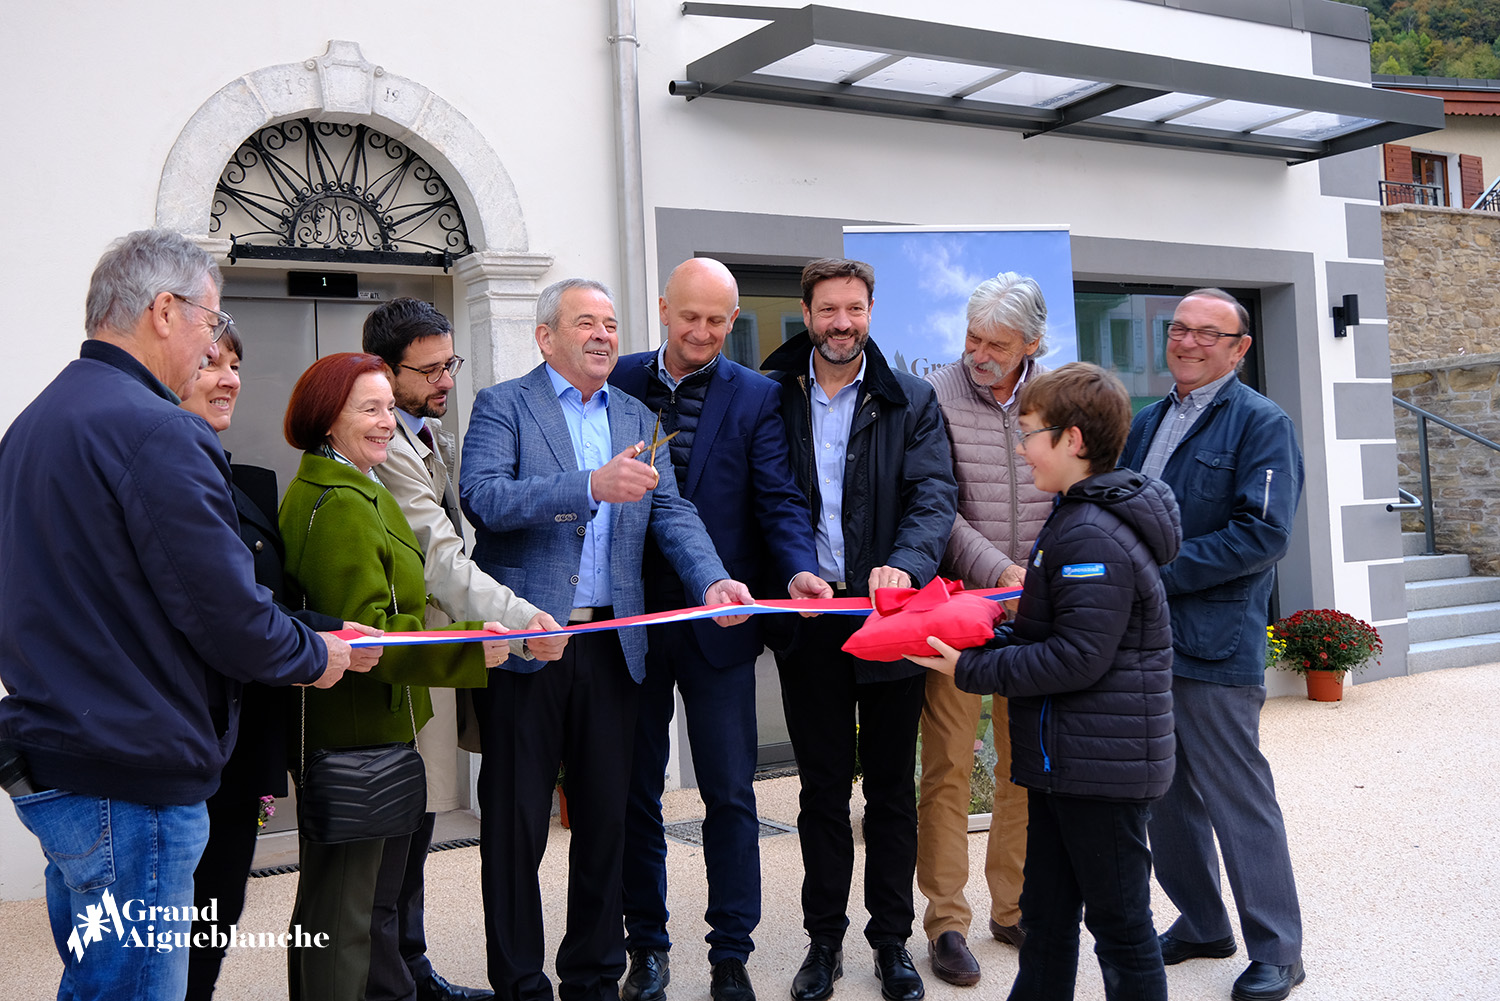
[0,230,373,1001]
[917,272,1052,987]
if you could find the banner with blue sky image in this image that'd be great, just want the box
[842,225,1077,380]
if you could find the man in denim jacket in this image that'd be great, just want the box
[1120,289,1306,1001]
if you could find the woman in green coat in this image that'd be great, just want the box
[278,352,511,1001]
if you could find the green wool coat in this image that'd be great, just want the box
[279,452,489,758]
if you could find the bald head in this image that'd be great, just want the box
[659,257,741,380]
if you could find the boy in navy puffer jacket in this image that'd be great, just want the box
[909,363,1182,1001]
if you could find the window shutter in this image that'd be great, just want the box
[1459,154,1484,209]
[1383,144,1413,185]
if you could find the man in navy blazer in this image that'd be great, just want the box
[611,258,831,1001]
[459,277,754,1001]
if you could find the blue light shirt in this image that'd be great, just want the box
[1141,369,1237,479]
[809,352,866,582]
[654,341,719,390]
[545,364,614,608]
[396,407,427,440]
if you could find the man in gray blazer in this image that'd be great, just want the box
[459,278,753,1001]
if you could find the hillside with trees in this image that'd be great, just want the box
[1336,0,1500,77]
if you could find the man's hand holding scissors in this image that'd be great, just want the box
[589,412,681,504]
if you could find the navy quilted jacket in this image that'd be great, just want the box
[955,470,1181,802]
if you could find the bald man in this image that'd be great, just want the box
[612,258,829,1001]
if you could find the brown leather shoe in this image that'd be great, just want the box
[988,919,1026,949]
[927,931,979,987]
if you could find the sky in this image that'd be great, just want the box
[843,226,1078,379]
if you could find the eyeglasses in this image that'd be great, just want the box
[399,355,465,384]
[1013,425,1062,446]
[172,294,233,343]
[1165,321,1245,347]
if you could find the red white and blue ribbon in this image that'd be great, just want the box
[333,586,1023,647]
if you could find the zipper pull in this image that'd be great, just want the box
[1262,468,1273,519]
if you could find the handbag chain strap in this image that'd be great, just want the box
[391,582,419,751]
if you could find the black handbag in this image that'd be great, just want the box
[293,486,427,845]
[296,733,426,845]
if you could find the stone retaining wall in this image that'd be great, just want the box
[1385,204,1500,575]
[1384,204,1500,366]
[1391,359,1500,575]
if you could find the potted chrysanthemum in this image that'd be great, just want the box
[1268,609,1382,701]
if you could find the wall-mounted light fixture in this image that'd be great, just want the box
[1331,293,1359,338]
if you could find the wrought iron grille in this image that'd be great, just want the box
[212,118,473,269]
[1379,179,1443,207]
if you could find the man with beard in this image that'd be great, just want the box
[363,298,568,1001]
[760,258,957,1001]
[916,273,1053,986]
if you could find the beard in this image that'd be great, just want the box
[811,327,868,366]
[962,350,1015,388]
[395,389,447,419]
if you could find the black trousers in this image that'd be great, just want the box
[186,779,262,1000]
[623,623,761,965]
[774,615,926,948]
[365,811,439,1001]
[1009,791,1166,1001]
[474,630,640,1001]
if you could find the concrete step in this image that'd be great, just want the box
[1403,553,1472,582]
[1407,631,1500,673]
[1402,532,1433,557]
[1407,602,1500,643]
[1405,575,1500,611]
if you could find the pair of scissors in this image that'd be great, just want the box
[647,411,680,468]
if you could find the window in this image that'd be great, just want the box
[1412,152,1450,207]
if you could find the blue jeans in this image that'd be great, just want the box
[12,789,209,1001]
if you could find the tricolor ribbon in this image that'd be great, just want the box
[332,586,1024,647]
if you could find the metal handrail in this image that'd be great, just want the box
[1390,396,1500,556]
[1473,175,1500,212]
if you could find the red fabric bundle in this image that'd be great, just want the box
[841,576,1005,661]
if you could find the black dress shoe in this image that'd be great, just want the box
[1231,959,1305,1001]
[790,943,842,1001]
[927,931,979,987]
[872,945,925,1001]
[712,958,757,1001]
[621,949,671,1001]
[1157,932,1238,966]
[415,971,495,1001]
[988,919,1026,950]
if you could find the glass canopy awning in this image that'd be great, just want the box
[671,4,1443,164]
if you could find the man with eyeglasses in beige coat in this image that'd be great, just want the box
[919,273,1053,987]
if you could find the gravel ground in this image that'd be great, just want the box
[3,663,1498,1000]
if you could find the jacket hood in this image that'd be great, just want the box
[1062,469,1181,566]
[761,331,909,406]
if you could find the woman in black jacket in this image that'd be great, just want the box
[177,327,358,1000]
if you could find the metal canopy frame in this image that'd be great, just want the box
[675,4,1443,164]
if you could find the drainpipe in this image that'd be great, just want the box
[609,0,650,354]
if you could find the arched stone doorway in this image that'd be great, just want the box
[154,39,551,386]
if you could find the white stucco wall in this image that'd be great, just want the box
[0,0,1389,900]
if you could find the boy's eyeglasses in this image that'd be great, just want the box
[1013,425,1062,446]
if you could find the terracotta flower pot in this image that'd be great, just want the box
[1304,669,1346,702]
